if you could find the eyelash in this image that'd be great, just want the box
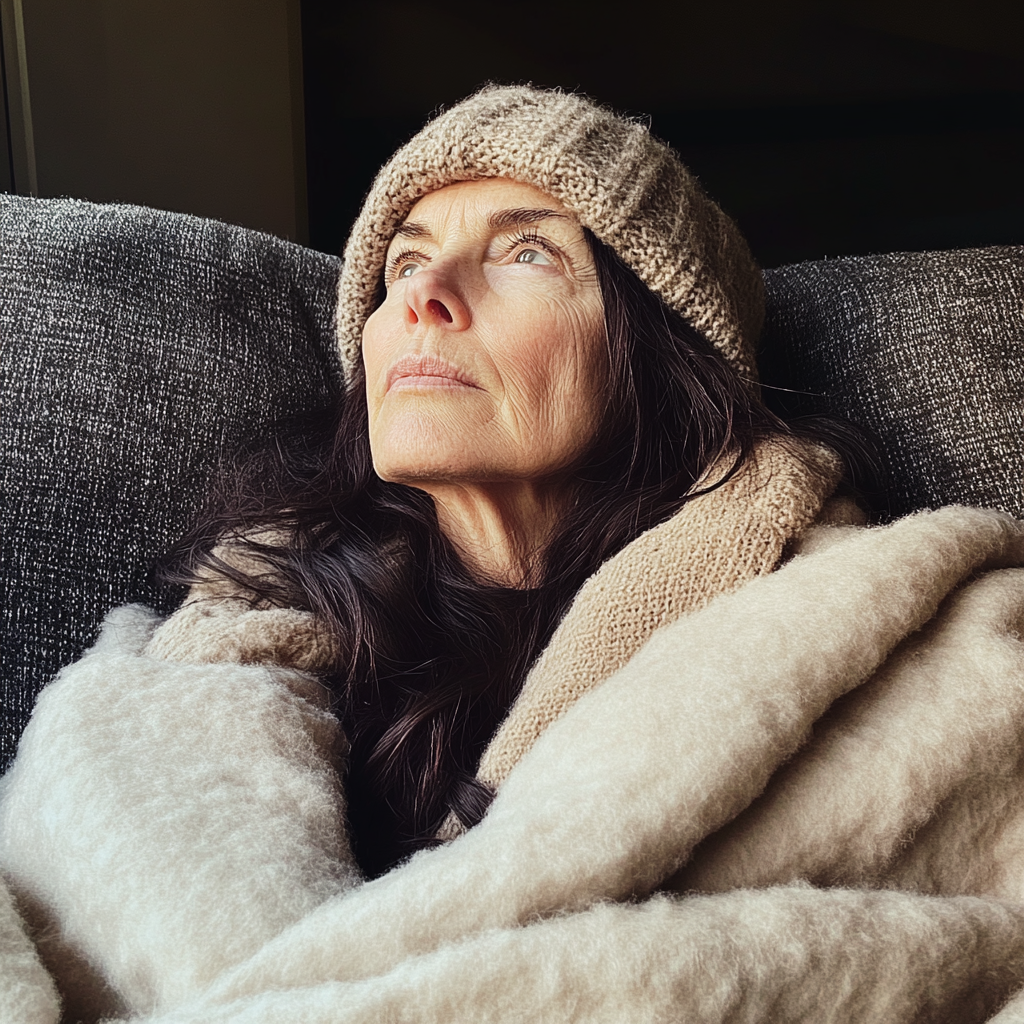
[385,248,428,283]
[384,230,565,284]
[499,229,562,263]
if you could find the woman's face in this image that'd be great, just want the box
[362,179,607,491]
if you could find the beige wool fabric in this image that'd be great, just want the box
[0,878,59,1024]
[143,437,848,849]
[5,506,1024,1022]
[337,84,764,382]
[469,437,844,798]
[6,476,1024,1019]
[140,438,845,796]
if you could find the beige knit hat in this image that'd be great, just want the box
[337,84,764,382]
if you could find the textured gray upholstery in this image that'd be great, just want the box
[760,247,1023,520]
[0,196,343,767]
[0,196,1021,769]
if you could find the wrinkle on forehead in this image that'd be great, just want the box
[396,208,571,242]
[391,179,580,245]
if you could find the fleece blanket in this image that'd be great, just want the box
[2,505,1024,1022]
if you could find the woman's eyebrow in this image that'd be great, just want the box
[394,221,430,239]
[487,208,569,230]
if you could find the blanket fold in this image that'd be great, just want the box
[0,873,60,1024]
[3,505,1024,1022]
[129,890,1024,1024]
[671,564,1024,898]
[0,607,361,1020]
[191,507,1024,1010]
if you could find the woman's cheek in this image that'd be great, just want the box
[361,314,402,414]
[493,320,592,456]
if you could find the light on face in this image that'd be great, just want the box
[362,179,608,489]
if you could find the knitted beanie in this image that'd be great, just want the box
[337,84,764,382]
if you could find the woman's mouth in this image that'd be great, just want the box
[386,355,480,393]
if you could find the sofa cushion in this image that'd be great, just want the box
[1,197,1021,770]
[760,246,1023,521]
[0,196,342,768]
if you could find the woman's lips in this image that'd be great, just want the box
[386,355,480,392]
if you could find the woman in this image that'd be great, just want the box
[149,86,853,879]
[3,85,1024,1024]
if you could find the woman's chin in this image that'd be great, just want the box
[370,405,496,473]
[371,441,491,487]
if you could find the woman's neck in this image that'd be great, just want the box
[419,480,567,587]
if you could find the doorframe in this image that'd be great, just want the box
[1,0,37,195]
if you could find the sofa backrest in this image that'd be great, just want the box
[0,195,1021,769]
[0,196,342,768]
[760,246,1023,520]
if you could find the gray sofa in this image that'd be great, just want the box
[1,194,1021,769]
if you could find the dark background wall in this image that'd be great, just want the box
[302,0,1024,268]
[2,0,307,242]
[3,0,1022,268]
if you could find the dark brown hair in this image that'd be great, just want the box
[163,231,866,876]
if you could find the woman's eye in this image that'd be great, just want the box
[514,248,552,266]
[398,263,420,278]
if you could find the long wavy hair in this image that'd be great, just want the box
[163,230,868,877]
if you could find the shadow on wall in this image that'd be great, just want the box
[302,0,1024,266]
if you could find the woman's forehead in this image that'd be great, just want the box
[395,179,580,241]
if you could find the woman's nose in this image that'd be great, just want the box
[403,268,471,331]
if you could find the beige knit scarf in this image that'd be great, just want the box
[147,434,845,830]
[437,436,845,837]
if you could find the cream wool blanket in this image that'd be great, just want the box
[3,457,1024,1020]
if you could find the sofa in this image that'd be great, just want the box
[1,192,1022,770]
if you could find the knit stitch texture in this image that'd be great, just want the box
[471,437,843,797]
[337,85,764,381]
